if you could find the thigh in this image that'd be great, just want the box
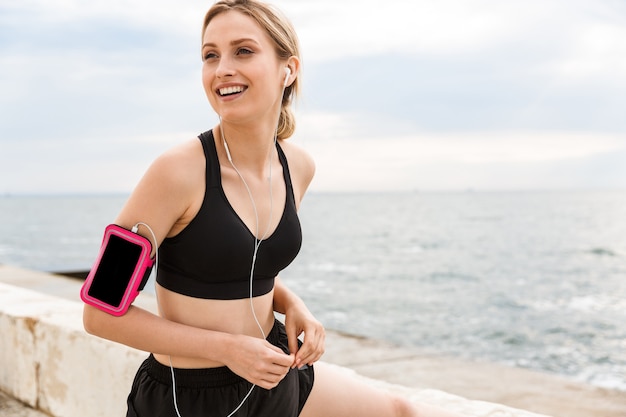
[299,362,409,417]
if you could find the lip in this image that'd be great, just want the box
[215,83,248,100]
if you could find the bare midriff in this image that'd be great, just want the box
[152,284,276,369]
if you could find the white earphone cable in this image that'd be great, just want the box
[133,219,261,417]
[136,70,288,416]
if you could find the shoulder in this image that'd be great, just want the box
[154,137,204,176]
[114,136,205,240]
[278,140,316,204]
[145,137,205,192]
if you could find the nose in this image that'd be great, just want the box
[215,57,235,80]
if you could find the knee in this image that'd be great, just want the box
[390,395,416,417]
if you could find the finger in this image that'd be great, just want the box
[297,330,325,366]
[258,372,288,390]
[293,325,317,366]
[257,362,293,389]
[261,342,295,367]
[266,360,292,377]
[273,352,296,368]
[294,341,313,367]
[257,378,280,390]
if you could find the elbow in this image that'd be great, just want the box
[82,304,105,336]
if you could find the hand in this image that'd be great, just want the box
[222,334,295,390]
[284,303,325,369]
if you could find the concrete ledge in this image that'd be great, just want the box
[0,282,145,416]
[0,267,552,417]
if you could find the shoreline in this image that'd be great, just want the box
[322,330,626,417]
[1,264,625,417]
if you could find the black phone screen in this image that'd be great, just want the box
[87,234,143,307]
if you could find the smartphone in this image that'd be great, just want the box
[80,224,154,316]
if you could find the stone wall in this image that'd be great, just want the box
[0,283,143,416]
[0,274,551,417]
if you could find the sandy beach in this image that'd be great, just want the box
[1,264,625,417]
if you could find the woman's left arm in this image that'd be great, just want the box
[275,140,322,367]
[274,276,325,368]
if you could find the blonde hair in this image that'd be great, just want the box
[202,0,301,139]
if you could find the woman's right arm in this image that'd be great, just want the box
[81,139,294,388]
[83,303,293,388]
[82,139,226,358]
[83,303,234,360]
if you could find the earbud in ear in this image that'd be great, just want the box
[283,67,291,87]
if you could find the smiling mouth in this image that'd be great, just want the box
[218,86,246,96]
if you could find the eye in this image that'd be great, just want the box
[236,48,254,56]
[203,51,218,61]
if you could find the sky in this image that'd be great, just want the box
[1,0,625,194]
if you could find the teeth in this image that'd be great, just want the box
[219,86,244,96]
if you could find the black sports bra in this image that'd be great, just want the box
[156,130,302,300]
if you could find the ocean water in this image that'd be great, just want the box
[1,191,625,391]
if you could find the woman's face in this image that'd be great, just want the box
[202,11,285,125]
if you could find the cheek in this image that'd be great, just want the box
[201,66,211,92]
[201,67,217,104]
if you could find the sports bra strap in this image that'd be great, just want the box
[199,131,221,188]
[199,130,295,200]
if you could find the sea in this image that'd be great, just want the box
[1,190,625,392]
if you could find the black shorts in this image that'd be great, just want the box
[126,319,315,417]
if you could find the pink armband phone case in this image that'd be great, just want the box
[80,224,154,316]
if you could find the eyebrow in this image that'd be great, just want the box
[202,38,261,49]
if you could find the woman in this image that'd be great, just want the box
[83,1,461,416]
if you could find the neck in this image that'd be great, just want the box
[218,120,277,174]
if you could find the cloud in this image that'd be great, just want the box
[0,0,205,34]
[300,50,626,134]
[289,0,521,60]
[296,111,626,163]
[0,4,209,141]
[540,22,626,81]
[301,132,626,192]
[0,129,200,194]
[287,0,626,62]
[1,0,625,193]
[295,110,626,191]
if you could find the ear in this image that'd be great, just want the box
[284,56,300,87]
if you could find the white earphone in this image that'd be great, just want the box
[283,67,291,87]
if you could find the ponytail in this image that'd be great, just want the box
[277,84,297,139]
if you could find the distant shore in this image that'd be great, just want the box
[2,264,626,417]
